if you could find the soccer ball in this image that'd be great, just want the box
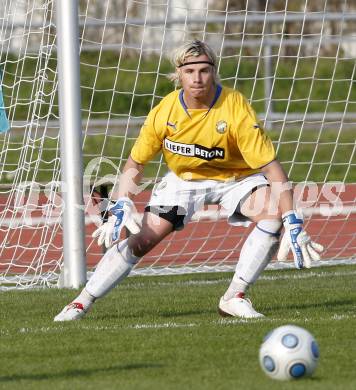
[259,325,319,380]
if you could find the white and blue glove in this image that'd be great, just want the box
[277,211,324,269]
[92,197,141,248]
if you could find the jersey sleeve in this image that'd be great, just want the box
[234,95,276,169]
[130,105,163,164]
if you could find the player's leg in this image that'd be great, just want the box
[54,212,174,321]
[219,185,282,318]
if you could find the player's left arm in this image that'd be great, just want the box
[260,159,293,214]
[261,160,324,269]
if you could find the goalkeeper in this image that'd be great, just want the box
[54,40,323,321]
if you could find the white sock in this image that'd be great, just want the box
[85,238,139,299]
[73,288,96,311]
[224,219,281,300]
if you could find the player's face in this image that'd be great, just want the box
[179,55,215,100]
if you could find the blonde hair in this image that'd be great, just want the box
[167,40,220,87]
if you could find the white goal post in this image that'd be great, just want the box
[0,0,355,290]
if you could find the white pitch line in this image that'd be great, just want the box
[129,322,197,330]
[120,268,356,290]
[9,322,198,335]
[215,313,356,325]
[260,269,356,281]
[3,312,356,336]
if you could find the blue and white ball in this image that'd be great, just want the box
[259,325,319,380]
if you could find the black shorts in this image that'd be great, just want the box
[144,205,186,231]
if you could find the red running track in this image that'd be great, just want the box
[1,185,355,275]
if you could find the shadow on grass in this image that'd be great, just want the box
[159,308,216,318]
[264,297,355,314]
[97,307,216,321]
[0,362,164,383]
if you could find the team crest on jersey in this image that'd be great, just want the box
[216,120,227,134]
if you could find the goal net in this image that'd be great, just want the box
[0,0,355,289]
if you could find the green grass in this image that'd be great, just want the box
[1,53,355,185]
[1,264,356,389]
[2,54,356,118]
[1,128,355,185]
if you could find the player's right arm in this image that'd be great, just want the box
[92,104,164,248]
[111,155,145,201]
[91,156,145,248]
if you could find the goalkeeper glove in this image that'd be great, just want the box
[92,197,141,248]
[277,211,324,269]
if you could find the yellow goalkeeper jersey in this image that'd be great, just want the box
[130,85,275,181]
